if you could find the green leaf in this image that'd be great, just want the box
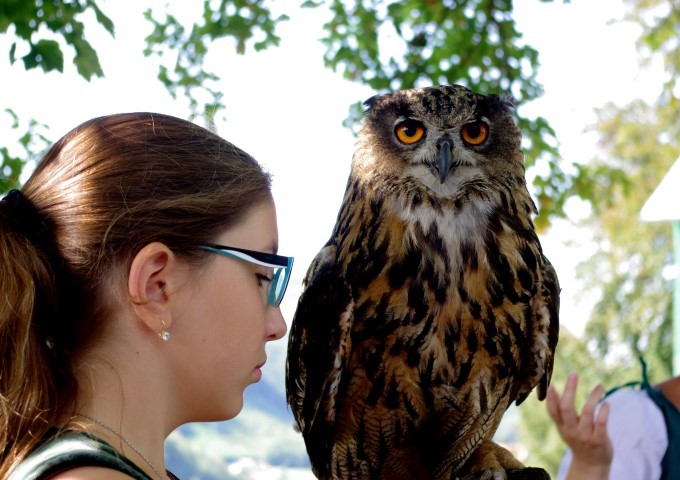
[4,109,19,129]
[72,38,104,80]
[22,39,64,73]
[0,111,52,192]
[89,1,115,36]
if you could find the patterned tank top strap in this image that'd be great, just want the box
[9,430,153,480]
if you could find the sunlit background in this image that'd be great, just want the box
[1,0,674,478]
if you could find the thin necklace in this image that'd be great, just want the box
[77,413,166,480]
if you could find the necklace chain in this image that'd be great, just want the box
[77,413,166,480]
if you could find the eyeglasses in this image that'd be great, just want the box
[200,243,294,308]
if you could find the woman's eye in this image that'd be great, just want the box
[256,273,273,286]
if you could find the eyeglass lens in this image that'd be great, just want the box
[270,268,287,307]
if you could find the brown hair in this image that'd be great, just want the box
[0,112,272,475]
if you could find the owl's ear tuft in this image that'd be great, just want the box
[363,94,386,114]
[478,94,516,116]
[497,95,516,110]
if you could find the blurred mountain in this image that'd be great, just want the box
[165,378,313,479]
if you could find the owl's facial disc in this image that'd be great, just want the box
[436,140,452,184]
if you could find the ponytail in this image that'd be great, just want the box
[0,190,77,476]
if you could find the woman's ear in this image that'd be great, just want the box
[128,242,177,334]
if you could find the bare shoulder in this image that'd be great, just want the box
[48,466,138,480]
[658,375,680,409]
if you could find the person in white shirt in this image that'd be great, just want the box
[548,370,678,480]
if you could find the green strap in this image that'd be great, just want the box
[604,379,641,398]
[603,356,649,398]
[9,431,152,480]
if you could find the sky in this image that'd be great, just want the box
[0,0,666,410]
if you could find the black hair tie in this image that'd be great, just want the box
[1,188,51,245]
[3,188,24,207]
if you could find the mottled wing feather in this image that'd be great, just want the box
[285,244,354,475]
[534,256,560,400]
[515,250,560,405]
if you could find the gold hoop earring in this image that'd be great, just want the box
[157,319,170,342]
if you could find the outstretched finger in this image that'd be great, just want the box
[577,384,605,437]
[592,400,610,441]
[546,386,562,424]
[558,373,579,425]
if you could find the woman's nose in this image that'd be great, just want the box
[267,307,287,341]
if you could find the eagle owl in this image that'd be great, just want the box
[286,85,560,480]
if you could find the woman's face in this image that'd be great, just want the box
[170,200,288,422]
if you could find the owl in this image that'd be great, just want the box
[286,85,559,480]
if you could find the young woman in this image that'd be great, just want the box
[0,112,293,479]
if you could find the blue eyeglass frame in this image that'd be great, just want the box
[200,243,294,307]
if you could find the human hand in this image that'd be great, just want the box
[546,373,613,480]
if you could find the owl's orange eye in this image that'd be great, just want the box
[395,120,425,144]
[461,121,489,146]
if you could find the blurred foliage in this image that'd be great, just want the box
[0,0,567,227]
[304,0,562,229]
[577,99,677,378]
[0,0,113,79]
[519,0,680,475]
[0,0,114,189]
[0,109,51,191]
[626,0,680,100]
[142,1,289,123]
[571,0,679,377]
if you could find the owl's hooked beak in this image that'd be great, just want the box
[436,140,452,184]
